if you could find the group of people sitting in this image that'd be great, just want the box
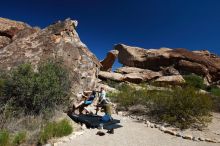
[72,87,112,122]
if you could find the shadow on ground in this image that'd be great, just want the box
[67,113,122,130]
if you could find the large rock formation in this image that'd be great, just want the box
[115,44,220,83]
[0,17,101,95]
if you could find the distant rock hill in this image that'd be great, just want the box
[100,44,220,85]
[0,17,101,96]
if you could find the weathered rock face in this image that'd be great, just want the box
[99,71,124,82]
[160,66,180,76]
[115,66,156,74]
[115,66,162,83]
[0,17,31,48]
[0,18,101,95]
[178,60,208,76]
[115,44,174,71]
[99,67,162,83]
[0,36,11,48]
[100,50,118,71]
[115,44,220,83]
[155,75,185,85]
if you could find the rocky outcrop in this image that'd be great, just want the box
[115,44,220,83]
[115,44,174,71]
[99,71,124,82]
[155,75,185,85]
[0,17,31,48]
[99,68,162,83]
[178,60,208,76]
[100,50,118,71]
[115,66,162,83]
[96,83,118,92]
[0,17,101,95]
[160,66,180,76]
[0,36,11,48]
[115,66,159,74]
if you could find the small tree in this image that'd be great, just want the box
[3,60,71,114]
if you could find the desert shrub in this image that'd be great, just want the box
[105,79,119,88]
[0,79,5,97]
[183,74,206,89]
[208,86,220,111]
[3,60,71,114]
[152,87,212,129]
[39,119,73,144]
[112,84,212,129]
[0,131,10,146]
[12,132,26,146]
[0,131,26,146]
[209,86,220,97]
[110,84,148,107]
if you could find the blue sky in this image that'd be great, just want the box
[1,0,220,68]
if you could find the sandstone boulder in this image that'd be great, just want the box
[155,75,185,85]
[96,83,118,92]
[99,70,161,84]
[116,66,161,77]
[99,66,163,83]
[0,18,101,95]
[125,72,162,83]
[100,50,118,71]
[116,66,154,74]
[115,44,174,70]
[115,44,220,83]
[160,66,180,76]
[124,73,145,83]
[98,71,124,82]
[178,60,208,76]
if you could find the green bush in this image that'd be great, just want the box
[184,74,206,89]
[0,131,10,146]
[154,87,212,129]
[3,60,71,114]
[39,119,73,144]
[112,84,212,129]
[12,132,26,146]
[210,86,220,97]
[0,131,26,146]
[208,86,220,111]
[110,84,148,107]
[105,79,119,88]
[0,79,5,97]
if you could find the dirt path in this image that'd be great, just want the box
[58,114,219,146]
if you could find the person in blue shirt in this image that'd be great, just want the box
[72,90,96,114]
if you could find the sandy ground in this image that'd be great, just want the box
[58,114,219,146]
